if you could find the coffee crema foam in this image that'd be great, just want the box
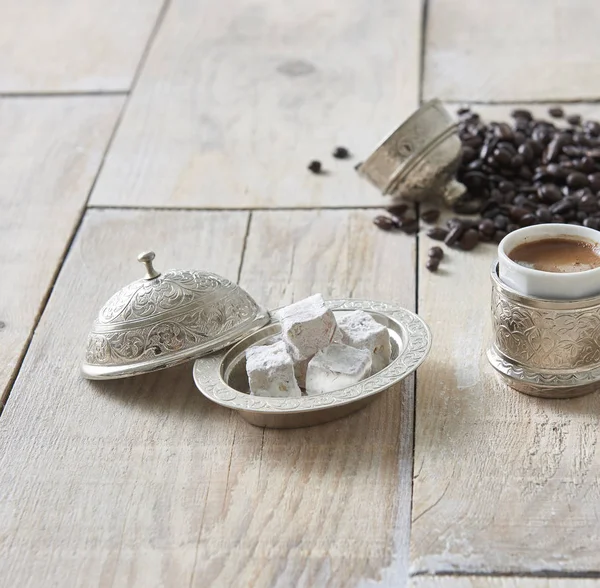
[509,237,600,273]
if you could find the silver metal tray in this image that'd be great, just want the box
[193,299,431,428]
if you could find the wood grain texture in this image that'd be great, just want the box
[0,0,164,92]
[411,577,600,588]
[411,207,600,575]
[0,96,123,406]
[423,0,600,102]
[90,0,422,209]
[0,208,416,587]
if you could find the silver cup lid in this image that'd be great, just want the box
[357,98,466,205]
[82,251,269,380]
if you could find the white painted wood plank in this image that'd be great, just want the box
[90,0,422,208]
[424,0,600,102]
[0,209,250,587]
[0,96,123,405]
[411,203,600,574]
[0,0,164,92]
[0,208,417,587]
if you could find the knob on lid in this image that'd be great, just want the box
[82,252,269,380]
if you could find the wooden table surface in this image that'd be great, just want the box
[1,1,600,587]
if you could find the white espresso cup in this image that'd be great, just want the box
[498,224,600,299]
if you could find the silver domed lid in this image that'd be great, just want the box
[82,251,269,380]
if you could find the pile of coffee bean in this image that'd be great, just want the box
[372,106,600,268]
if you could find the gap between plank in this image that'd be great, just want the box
[0,91,129,98]
[418,0,430,106]
[0,0,172,416]
[411,571,600,579]
[236,211,253,283]
[88,204,386,212]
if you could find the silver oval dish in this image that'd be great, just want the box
[193,299,431,428]
[488,262,600,399]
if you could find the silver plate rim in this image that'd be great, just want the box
[193,299,432,414]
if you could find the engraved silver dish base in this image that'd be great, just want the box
[193,300,432,428]
[357,98,466,206]
[487,262,600,399]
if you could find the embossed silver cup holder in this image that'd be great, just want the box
[487,262,600,399]
[357,98,466,205]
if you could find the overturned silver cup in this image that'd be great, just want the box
[487,262,600,399]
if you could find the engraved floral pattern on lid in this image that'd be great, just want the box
[81,252,269,380]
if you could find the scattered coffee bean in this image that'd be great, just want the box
[387,203,409,217]
[308,160,322,174]
[373,215,395,231]
[445,223,465,247]
[426,257,440,272]
[478,218,496,237]
[332,146,351,159]
[459,229,479,251]
[421,209,441,224]
[548,107,564,118]
[567,114,582,126]
[400,221,419,234]
[427,227,449,241]
[428,246,444,260]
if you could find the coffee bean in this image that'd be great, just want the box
[444,223,465,247]
[506,223,520,233]
[584,217,600,230]
[498,180,514,193]
[453,200,481,215]
[462,146,477,164]
[457,107,471,116]
[493,147,512,168]
[428,246,444,260]
[494,215,509,230]
[421,209,440,224]
[511,154,524,168]
[495,123,514,142]
[509,206,530,222]
[567,171,590,188]
[579,194,598,213]
[519,213,537,226]
[459,229,479,251]
[588,173,600,192]
[308,160,322,174]
[478,218,496,236]
[517,143,534,164]
[550,198,575,215]
[332,146,351,159]
[577,211,588,222]
[427,227,449,241]
[511,109,533,121]
[426,257,440,272]
[387,203,409,217]
[399,220,420,234]
[586,121,600,137]
[493,230,508,243]
[536,207,552,223]
[373,215,395,231]
[549,107,564,118]
[537,183,562,203]
[567,114,582,126]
